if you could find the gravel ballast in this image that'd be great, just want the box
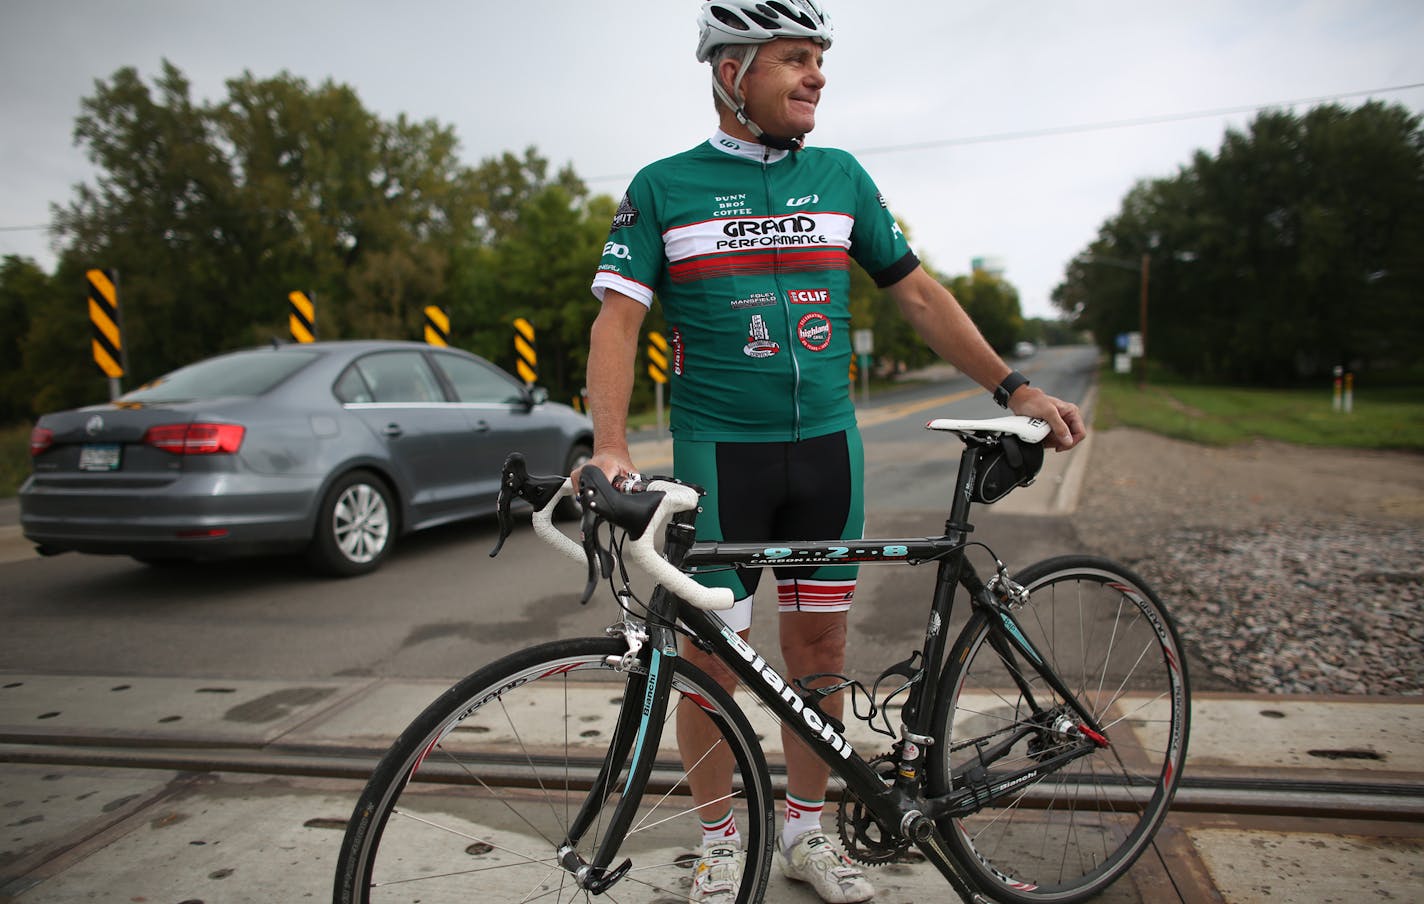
[1070,428,1424,696]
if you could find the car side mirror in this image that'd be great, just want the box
[526,386,549,408]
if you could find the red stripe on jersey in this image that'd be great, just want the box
[668,248,850,284]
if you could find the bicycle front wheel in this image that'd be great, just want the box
[931,555,1190,903]
[334,636,774,903]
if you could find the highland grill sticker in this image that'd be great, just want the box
[798,312,832,351]
[612,195,640,229]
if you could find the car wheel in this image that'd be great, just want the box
[308,470,395,576]
[555,443,593,521]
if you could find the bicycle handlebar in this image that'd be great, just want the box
[516,467,736,613]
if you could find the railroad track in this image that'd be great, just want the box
[4,735,1420,824]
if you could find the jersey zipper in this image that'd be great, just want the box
[763,148,803,441]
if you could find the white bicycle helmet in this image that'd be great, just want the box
[695,0,834,62]
[696,0,833,150]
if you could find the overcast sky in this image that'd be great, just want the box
[2,1,1421,319]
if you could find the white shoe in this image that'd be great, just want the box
[690,842,744,903]
[777,829,874,903]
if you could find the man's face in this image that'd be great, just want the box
[735,37,826,137]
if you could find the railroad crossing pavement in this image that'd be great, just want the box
[1,674,1421,903]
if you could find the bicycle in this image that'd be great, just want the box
[333,415,1190,904]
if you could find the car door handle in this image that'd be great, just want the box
[473,420,491,432]
[383,423,404,438]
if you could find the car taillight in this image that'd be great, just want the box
[143,423,246,455]
[29,427,54,456]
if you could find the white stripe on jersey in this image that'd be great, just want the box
[664,213,854,264]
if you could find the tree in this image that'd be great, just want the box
[1055,102,1424,383]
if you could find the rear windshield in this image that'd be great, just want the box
[122,350,319,403]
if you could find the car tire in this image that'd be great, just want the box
[308,470,395,577]
[554,443,593,522]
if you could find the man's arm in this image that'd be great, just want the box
[583,290,649,481]
[884,266,1085,450]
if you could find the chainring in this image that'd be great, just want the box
[835,752,913,866]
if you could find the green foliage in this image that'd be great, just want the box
[1057,102,1424,384]
[1095,366,1424,449]
[948,269,1024,353]
[0,60,1063,427]
[0,423,32,497]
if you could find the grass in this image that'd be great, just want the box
[1094,367,1424,449]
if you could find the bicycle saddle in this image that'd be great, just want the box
[925,415,1050,443]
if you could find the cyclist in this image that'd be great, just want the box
[585,2,1085,901]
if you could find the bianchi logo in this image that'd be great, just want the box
[744,314,780,358]
[798,312,832,352]
[611,195,639,229]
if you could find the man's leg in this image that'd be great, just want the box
[778,609,847,813]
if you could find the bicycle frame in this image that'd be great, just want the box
[564,439,1108,899]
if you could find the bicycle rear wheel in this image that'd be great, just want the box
[334,636,774,903]
[931,555,1190,903]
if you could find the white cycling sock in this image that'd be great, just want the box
[781,793,825,851]
[701,807,741,850]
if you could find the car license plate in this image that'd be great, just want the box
[78,443,122,471]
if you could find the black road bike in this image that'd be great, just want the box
[333,416,1190,903]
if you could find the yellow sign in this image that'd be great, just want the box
[289,291,316,343]
[513,317,537,384]
[647,331,669,384]
[424,306,449,346]
[87,269,124,378]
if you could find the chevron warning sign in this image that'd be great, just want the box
[513,317,537,384]
[647,331,669,384]
[424,306,449,346]
[86,269,124,378]
[289,291,316,343]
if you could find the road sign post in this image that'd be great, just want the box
[289,291,316,343]
[513,317,537,385]
[423,306,449,346]
[853,329,874,404]
[647,331,669,437]
[86,269,124,399]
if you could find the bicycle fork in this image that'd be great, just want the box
[557,616,680,894]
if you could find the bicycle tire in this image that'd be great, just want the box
[333,636,775,903]
[929,555,1190,903]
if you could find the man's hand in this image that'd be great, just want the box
[1010,387,1086,452]
[575,450,639,490]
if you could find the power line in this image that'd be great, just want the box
[847,81,1424,159]
[583,81,1424,182]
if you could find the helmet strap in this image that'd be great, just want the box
[713,46,805,152]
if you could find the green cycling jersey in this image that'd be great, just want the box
[591,131,918,442]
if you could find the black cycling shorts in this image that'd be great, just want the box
[673,428,865,632]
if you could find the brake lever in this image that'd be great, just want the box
[576,469,622,605]
[489,453,528,557]
[489,453,569,558]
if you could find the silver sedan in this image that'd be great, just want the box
[20,340,593,576]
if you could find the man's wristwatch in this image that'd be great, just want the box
[993,370,1030,408]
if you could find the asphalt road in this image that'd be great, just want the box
[0,345,1099,686]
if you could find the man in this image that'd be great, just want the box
[584,2,1085,901]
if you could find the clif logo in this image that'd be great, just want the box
[787,288,829,305]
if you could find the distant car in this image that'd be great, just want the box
[1013,341,1038,359]
[20,340,594,576]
